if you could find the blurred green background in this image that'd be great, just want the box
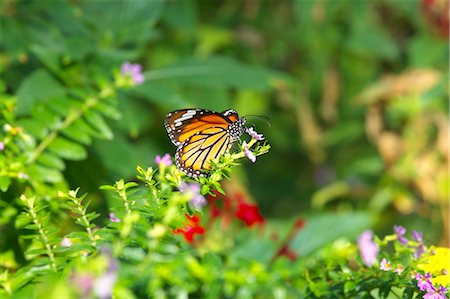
[1,0,448,244]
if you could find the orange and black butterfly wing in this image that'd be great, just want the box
[175,126,232,177]
[165,109,235,146]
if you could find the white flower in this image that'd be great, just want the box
[246,127,264,141]
[243,141,256,163]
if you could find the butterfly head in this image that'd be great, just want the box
[222,109,246,142]
[229,117,246,142]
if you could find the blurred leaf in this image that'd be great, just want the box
[16,70,66,116]
[47,137,87,160]
[144,56,293,90]
[290,212,374,256]
[232,237,276,263]
[28,164,64,183]
[82,0,164,47]
[0,176,11,192]
[163,0,196,36]
[36,152,65,171]
[135,81,190,108]
[83,110,113,140]
[196,26,234,57]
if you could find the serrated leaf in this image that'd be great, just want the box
[47,137,87,160]
[83,110,113,140]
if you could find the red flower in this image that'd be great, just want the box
[235,202,264,227]
[173,214,205,243]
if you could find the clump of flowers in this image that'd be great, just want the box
[173,214,205,243]
[357,225,450,298]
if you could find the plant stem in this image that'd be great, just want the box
[27,203,57,271]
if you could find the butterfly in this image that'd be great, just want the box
[165,108,246,177]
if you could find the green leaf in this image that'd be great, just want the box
[36,152,65,170]
[0,176,11,192]
[28,164,64,183]
[83,110,113,140]
[144,56,293,90]
[61,118,98,145]
[16,69,66,116]
[232,237,276,263]
[18,119,49,140]
[47,137,87,160]
[290,212,374,256]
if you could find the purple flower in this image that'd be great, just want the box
[243,141,256,163]
[0,142,4,151]
[179,182,207,209]
[412,230,426,258]
[415,243,426,259]
[412,230,423,242]
[416,272,433,292]
[424,285,448,299]
[394,225,408,244]
[357,230,379,266]
[109,213,121,223]
[380,258,392,271]
[246,127,264,141]
[121,62,145,85]
[94,248,118,299]
[155,153,172,167]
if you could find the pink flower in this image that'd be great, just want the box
[246,127,264,141]
[179,182,207,209]
[416,272,433,292]
[94,248,118,299]
[121,62,145,85]
[155,153,172,167]
[357,230,379,266]
[109,213,121,223]
[0,142,4,151]
[424,285,448,299]
[243,141,256,163]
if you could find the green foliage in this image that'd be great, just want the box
[0,0,448,298]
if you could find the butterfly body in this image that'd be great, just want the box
[165,108,246,177]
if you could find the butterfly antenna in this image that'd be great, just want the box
[244,115,271,127]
